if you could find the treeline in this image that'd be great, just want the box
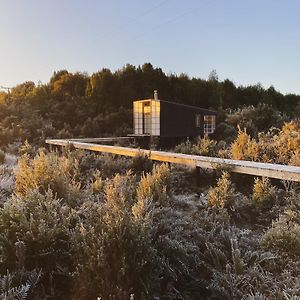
[0,63,299,147]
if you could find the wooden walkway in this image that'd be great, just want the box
[46,138,300,182]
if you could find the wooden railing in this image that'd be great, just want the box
[46,138,300,182]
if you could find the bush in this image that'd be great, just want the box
[229,120,300,165]
[2,145,300,299]
[130,151,153,174]
[71,173,160,300]
[0,268,42,300]
[252,177,277,208]
[174,138,193,154]
[207,171,237,209]
[93,153,131,179]
[174,137,218,156]
[137,164,170,205]
[18,140,34,157]
[192,136,218,156]
[0,189,76,297]
[231,127,259,161]
[14,151,87,207]
[0,150,5,164]
[90,169,103,194]
[262,209,300,257]
[225,103,287,137]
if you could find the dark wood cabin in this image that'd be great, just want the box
[132,94,217,147]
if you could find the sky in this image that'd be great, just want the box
[0,0,300,94]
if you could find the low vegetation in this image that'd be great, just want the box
[0,64,299,298]
[0,145,299,299]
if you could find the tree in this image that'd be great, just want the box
[51,72,88,97]
[10,81,35,100]
[208,69,219,82]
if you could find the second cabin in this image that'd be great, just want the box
[132,91,217,146]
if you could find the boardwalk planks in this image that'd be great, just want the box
[46,138,300,182]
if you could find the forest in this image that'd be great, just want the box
[0,63,300,299]
[0,63,299,148]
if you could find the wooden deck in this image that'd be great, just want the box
[45,138,300,182]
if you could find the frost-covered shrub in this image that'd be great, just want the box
[175,137,218,156]
[230,121,300,165]
[0,268,42,300]
[169,165,198,194]
[71,173,159,300]
[262,209,300,257]
[0,189,76,297]
[193,136,218,156]
[14,151,87,206]
[91,153,131,179]
[137,164,170,205]
[174,138,193,154]
[15,151,77,196]
[130,151,153,174]
[207,172,237,209]
[252,177,277,208]
[151,200,231,299]
[0,150,5,164]
[0,174,14,198]
[225,103,287,137]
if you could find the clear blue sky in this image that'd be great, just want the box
[1,0,300,94]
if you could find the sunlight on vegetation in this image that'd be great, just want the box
[0,64,300,299]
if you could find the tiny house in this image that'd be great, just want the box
[133,92,217,144]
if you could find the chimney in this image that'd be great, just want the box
[154,90,158,100]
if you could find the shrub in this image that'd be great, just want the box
[229,120,300,165]
[207,171,236,209]
[71,173,159,300]
[94,154,131,179]
[90,169,103,194]
[225,103,287,137]
[137,164,170,205]
[262,209,300,257]
[14,151,85,206]
[0,268,42,300]
[231,127,259,161]
[174,138,193,154]
[18,140,34,157]
[289,150,300,166]
[175,137,218,156]
[0,189,76,297]
[275,121,300,165]
[192,136,218,156]
[0,150,5,164]
[130,151,153,174]
[252,177,277,208]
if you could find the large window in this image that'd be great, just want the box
[151,100,160,136]
[204,115,216,135]
[143,102,151,134]
[133,100,160,136]
[133,101,143,134]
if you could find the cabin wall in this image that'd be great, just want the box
[133,99,217,139]
[160,101,210,138]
